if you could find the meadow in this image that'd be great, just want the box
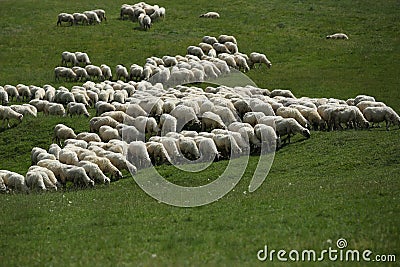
[0,0,399,266]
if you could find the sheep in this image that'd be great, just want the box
[93,9,106,21]
[99,125,121,142]
[0,106,23,128]
[213,43,231,54]
[1,171,29,193]
[131,116,159,136]
[250,99,275,116]
[128,64,143,81]
[60,165,94,187]
[363,106,400,130]
[116,65,129,82]
[61,51,79,66]
[178,137,201,161]
[275,117,310,144]
[85,65,104,81]
[77,160,110,184]
[76,132,102,143]
[270,89,296,99]
[89,116,119,132]
[195,137,220,162]
[243,111,266,126]
[31,147,48,165]
[356,101,386,113]
[16,84,31,101]
[199,12,220,18]
[75,52,91,65]
[72,67,90,81]
[95,101,116,116]
[84,10,101,24]
[201,111,227,132]
[59,148,79,165]
[67,102,90,118]
[53,124,76,145]
[73,13,89,25]
[276,106,309,128]
[213,133,242,158]
[81,154,123,180]
[100,111,131,124]
[326,33,349,40]
[54,90,75,105]
[202,35,219,45]
[218,34,237,44]
[28,165,59,190]
[170,105,200,132]
[57,13,74,26]
[10,104,36,117]
[142,65,153,81]
[96,150,135,174]
[254,124,278,153]
[4,85,19,102]
[0,88,8,106]
[45,103,66,117]
[54,67,77,82]
[234,54,250,72]
[25,168,47,191]
[249,52,272,68]
[119,124,144,143]
[138,13,151,30]
[146,141,170,165]
[289,104,325,130]
[127,141,152,170]
[48,143,62,159]
[162,56,178,67]
[159,113,177,136]
[187,46,205,58]
[100,64,112,80]
[224,41,239,54]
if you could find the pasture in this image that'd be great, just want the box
[0,0,399,266]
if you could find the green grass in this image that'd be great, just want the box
[0,0,399,266]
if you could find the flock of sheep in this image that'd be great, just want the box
[57,9,106,26]
[1,74,399,194]
[1,3,398,194]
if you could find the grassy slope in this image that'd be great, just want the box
[0,0,399,266]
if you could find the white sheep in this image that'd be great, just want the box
[199,12,220,18]
[57,13,74,26]
[276,106,309,128]
[126,103,148,118]
[363,106,400,130]
[170,105,200,132]
[10,104,37,117]
[54,67,77,82]
[77,160,110,184]
[92,9,106,21]
[0,106,23,128]
[289,104,325,130]
[95,101,116,115]
[146,141,170,165]
[116,65,130,81]
[73,13,89,25]
[202,35,219,45]
[218,34,237,44]
[201,111,227,132]
[61,51,79,66]
[213,43,231,54]
[131,116,159,136]
[75,52,91,65]
[81,154,123,180]
[129,64,143,81]
[270,89,296,99]
[178,137,201,161]
[254,124,278,153]
[59,148,79,165]
[326,33,349,40]
[60,165,94,187]
[100,64,112,80]
[4,85,19,101]
[138,13,151,30]
[242,111,266,126]
[48,143,62,159]
[212,133,242,158]
[85,65,104,81]
[45,103,66,117]
[89,116,119,132]
[249,52,272,68]
[72,66,90,81]
[53,124,76,145]
[356,101,386,113]
[83,11,101,25]
[16,84,31,101]
[159,113,177,136]
[127,141,152,170]
[76,132,102,143]
[99,125,121,142]
[1,171,29,193]
[275,117,310,144]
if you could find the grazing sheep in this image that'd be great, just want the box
[116,65,130,81]
[146,141,170,165]
[129,64,143,81]
[127,141,152,170]
[132,116,159,136]
[95,101,116,116]
[195,137,220,162]
[46,103,66,117]
[178,137,201,161]
[89,116,119,132]
[99,125,121,142]
[61,51,79,66]
[81,154,122,180]
[290,104,325,130]
[202,35,219,45]
[250,99,275,116]
[100,64,112,80]
[59,148,79,165]
[76,132,102,143]
[243,111,266,126]
[73,13,89,25]
[1,171,29,193]
[71,66,90,81]
[0,88,8,106]
[356,101,386,113]
[83,11,101,25]
[363,106,400,130]
[276,106,309,128]
[60,165,94,187]
[57,13,74,26]
[234,54,250,72]
[16,84,31,101]
[212,133,242,158]
[138,13,151,30]
[270,89,296,99]
[53,124,76,145]
[85,65,104,81]
[159,113,177,136]
[0,106,23,128]
[48,143,62,159]
[201,111,227,131]
[54,67,77,82]
[254,124,277,153]
[218,34,237,44]
[249,52,272,68]
[213,43,231,54]
[27,166,59,191]
[77,160,110,184]
[93,9,106,21]
[126,103,148,118]
[326,33,349,40]
[275,117,310,144]
[354,95,376,105]
[199,12,220,18]
[170,105,200,131]
[187,46,205,58]
[4,85,19,102]
[75,52,91,65]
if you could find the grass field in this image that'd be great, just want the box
[0,0,399,266]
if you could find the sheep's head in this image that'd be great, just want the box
[302,129,311,139]
[18,114,24,122]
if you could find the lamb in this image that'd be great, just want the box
[159,113,177,136]
[31,147,48,165]
[195,137,220,162]
[157,137,180,164]
[249,99,275,116]
[85,65,104,81]
[16,84,31,101]
[326,33,349,40]
[99,125,121,142]
[224,41,239,54]
[77,160,110,184]
[363,106,400,130]
[113,90,128,104]
[100,64,113,80]
[129,64,143,81]
[89,116,119,132]
[356,101,386,113]
[234,54,250,72]
[275,117,310,144]
[25,169,46,191]
[57,13,74,26]
[127,141,152,170]
[126,103,148,118]
[96,150,134,175]
[54,67,77,82]
[37,159,65,181]
[131,116,159,136]
[53,124,76,145]
[54,90,75,105]
[66,103,90,118]
[101,111,132,123]
[249,52,272,68]
[199,12,220,18]
[276,106,309,128]
[116,65,130,81]
[228,122,261,148]
[0,106,23,128]
[201,111,227,132]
